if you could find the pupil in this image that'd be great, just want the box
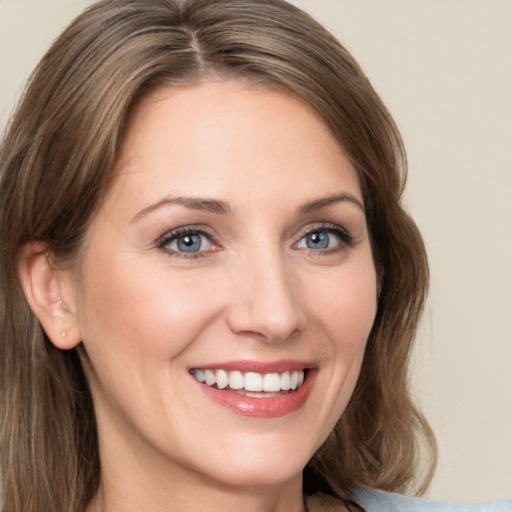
[307,231,329,249]
[177,235,201,252]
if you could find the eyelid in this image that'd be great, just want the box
[293,222,354,250]
[155,222,354,259]
[157,225,220,258]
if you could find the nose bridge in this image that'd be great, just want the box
[227,240,304,342]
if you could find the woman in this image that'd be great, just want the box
[0,1,509,511]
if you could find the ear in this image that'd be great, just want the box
[18,242,82,350]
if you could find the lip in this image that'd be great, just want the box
[190,360,318,419]
[191,359,316,373]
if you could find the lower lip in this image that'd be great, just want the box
[194,370,317,418]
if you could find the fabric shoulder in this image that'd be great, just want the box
[351,487,512,512]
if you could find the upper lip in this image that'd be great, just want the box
[189,360,316,374]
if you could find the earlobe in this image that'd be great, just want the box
[18,243,81,350]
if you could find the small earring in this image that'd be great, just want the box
[61,330,67,337]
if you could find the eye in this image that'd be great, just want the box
[169,233,208,253]
[158,228,217,257]
[299,231,333,250]
[295,225,352,251]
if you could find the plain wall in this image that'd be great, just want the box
[1,0,511,503]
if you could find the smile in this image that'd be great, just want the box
[190,363,316,418]
[191,369,305,393]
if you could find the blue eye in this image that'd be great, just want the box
[174,234,203,252]
[160,229,213,256]
[303,231,331,249]
[297,226,349,251]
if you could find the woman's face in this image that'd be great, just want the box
[69,82,378,489]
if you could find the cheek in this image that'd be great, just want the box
[292,260,377,445]
[308,260,377,350]
[75,245,221,368]
[305,257,377,405]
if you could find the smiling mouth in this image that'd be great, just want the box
[190,368,307,396]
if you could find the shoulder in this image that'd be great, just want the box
[351,487,512,512]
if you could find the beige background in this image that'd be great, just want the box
[1,0,511,503]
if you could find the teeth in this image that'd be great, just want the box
[262,373,281,392]
[192,368,306,392]
[228,371,244,390]
[290,371,298,390]
[216,369,229,390]
[280,371,291,391]
[244,372,263,392]
[204,370,216,386]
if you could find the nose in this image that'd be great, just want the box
[226,250,306,343]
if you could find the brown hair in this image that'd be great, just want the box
[0,0,436,510]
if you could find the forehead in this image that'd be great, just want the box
[105,81,362,216]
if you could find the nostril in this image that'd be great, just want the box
[224,262,306,341]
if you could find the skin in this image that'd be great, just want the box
[25,82,377,512]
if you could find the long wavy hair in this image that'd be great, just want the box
[0,1,436,511]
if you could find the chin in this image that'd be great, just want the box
[171,435,308,489]
[212,442,312,488]
[206,461,304,489]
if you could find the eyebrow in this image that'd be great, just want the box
[297,193,365,215]
[131,191,364,223]
[131,196,233,222]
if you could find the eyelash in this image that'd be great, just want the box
[157,223,354,260]
[294,223,354,255]
[157,227,217,260]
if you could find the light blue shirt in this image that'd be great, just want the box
[352,487,512,512]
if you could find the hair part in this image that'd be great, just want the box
[0,1,436,510]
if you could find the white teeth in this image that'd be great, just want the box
[216,369,229,390]
[228,370,244,390]
[244,372,263,391]
[280,371,291,391]
[204,370,216,386]
[290,371,298,390]
[262,373,281,392]
[192,368,306,392]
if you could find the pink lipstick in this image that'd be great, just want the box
[190,360,317,418]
